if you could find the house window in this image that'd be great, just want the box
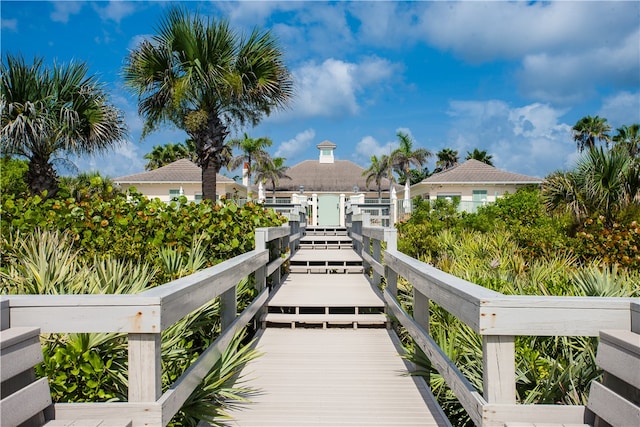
[195,193,203,202]
[321,149,332,156]
[472,190,487,203]
[169,189,180,201]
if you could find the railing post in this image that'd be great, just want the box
[128,333,162,402]
[363,232,371,277]
[384,228,397,252]
[483,335,516,405]
[221,287,237,331]
[372,237,381,286]
[255,229,267,292]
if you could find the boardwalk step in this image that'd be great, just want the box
[261,313,388,329]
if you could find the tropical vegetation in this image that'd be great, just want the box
[362,154,391,201]
[123,7,293,201]
[144,140,198,170]
[465,148,493,166]
[253,156,291,202]
[1,55,127,198]
[0,171,286,424]
[227,133,273,186]
[435,148,459,172]
[572,115,611,152]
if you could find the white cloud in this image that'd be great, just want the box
[1,18,17,31]
[72,139,145,178]
[354,136,397,163]
[275,129,316,159]
[93,1,137,23]
[50,1,84,23]
[598,91,640,129]
[445,100,574,177]
[275,57,398,120]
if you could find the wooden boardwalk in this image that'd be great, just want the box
[213,227,450,426]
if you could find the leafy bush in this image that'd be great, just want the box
[576,216,640,269]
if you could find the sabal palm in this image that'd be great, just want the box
[436,148,459,171]
[612,124,640,159]
[362,154,390,201]
[465,148,493,166]
[123,7,293,201]
[572,115,611,152]
[227,133,272,186]
[254,156,291,202]
[389,131,431,181]
[543,147,637,223]
[1,55,127,197]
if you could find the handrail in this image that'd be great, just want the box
[347,216,639,427]
[1,216,303,427]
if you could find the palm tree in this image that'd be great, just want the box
[254,156,291,202]
[389,131,432,207]
[143,142,193,170]
[1,55,127,197]
[572,115,611,152]
[465,148,493,166]
[612,124,640,159]
[227,133,272,186]
[123,7,293,201]
[362,154,390,202]
[542,147,638,224]
[435,148,459,172]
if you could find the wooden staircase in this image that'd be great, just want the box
[262,226,387,329]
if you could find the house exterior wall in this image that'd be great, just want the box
[117,182,246,202]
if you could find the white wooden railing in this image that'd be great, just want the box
[349,213,640,427]
[0,214,304,427]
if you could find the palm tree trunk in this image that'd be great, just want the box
[201,164,217,201]
[26,154,59,198]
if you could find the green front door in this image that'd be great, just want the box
[317,194,340,226]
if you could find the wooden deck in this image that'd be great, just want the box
[211,229,450,426]
[218,329,449,426]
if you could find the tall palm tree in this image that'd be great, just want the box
[572,115,611,152]
[612,124,640,159]
[254,156,291,202]
[362,154,390,202]
[389,131,431,206]
[123,7,293,201]
[435,148,459,172]
[227,133,272,186]
[465,148,494,166]
[1,55,127,197]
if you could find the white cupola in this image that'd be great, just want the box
[317,140,336,164]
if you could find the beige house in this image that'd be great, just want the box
[410,159,542,212]
[271,141,396,226]
[114,159,247,202]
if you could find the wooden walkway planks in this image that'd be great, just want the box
[267,274,384,308]
[217,328,450,426]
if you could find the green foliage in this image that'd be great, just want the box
[1,191,285,270]
[2,191,285,419]
[0,156,29,197]
[576,217,640,269]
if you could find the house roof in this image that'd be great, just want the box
[418,159,542,185]
[316,140,337,149]
[276,159,395,193]
[114,159,236,184]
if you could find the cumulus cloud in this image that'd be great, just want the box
[416,2,639,104]
[275,129,316,160]
[50,1,84,23]
[598,91,640,128]
[445,100,573,176]
[93,1,137,23]
[275,57,398,120]
[354,135,397,165]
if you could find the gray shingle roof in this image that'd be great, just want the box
[277,159,395,193]
[316,140,337,149]
[114,159,235,183]
[421,159,542,184]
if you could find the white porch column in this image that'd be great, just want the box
[339,193,346,226]
[311,193,318,226]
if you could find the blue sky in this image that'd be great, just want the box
[2,1,639,180]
